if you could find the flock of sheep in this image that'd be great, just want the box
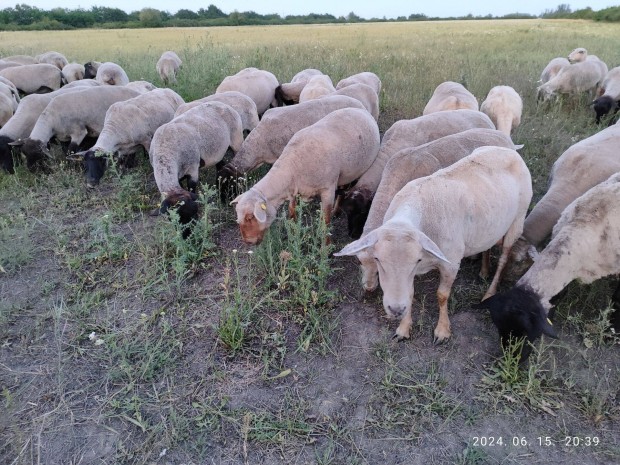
[0,46,619,362]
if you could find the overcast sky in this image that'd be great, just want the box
[0,1,617,19]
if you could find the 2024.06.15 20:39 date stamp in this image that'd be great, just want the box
[471,436,600,447]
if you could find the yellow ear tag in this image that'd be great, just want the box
[547,318,553,326]
[260,203,267,210]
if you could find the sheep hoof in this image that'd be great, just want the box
[392,325,410,341]
[432,327,451,344]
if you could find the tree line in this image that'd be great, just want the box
[0,3,618,31]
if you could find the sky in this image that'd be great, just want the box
[0,1,617,19]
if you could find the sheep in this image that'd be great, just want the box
[151,101,244,229]
[0,60,22,71]
[422,81,478,115]
[0,64,63,94]
[330,83,379,121]
[568,47,588,64]
[475,172,620,361]
[539,57,570,84]
[480,86,523,136]
[0,81,20,127]
[275,69,324,104]
[11,86,140,170]
[35,51,68,70]
[95,62,130,86]
[125,80,157,94]
[298,75,336,102]
[353,128,519,292]
[71,88,185,188]
[61,63,85,83]
[84,61,101,79]
[218,95,366,198]
[62,79,101,89]
[174,91,259,133]
[231,107,380,245]
[340,109,496,239]
[156,51,182,85]
[591,66,620,124]
[2,55,37,65]
[510,123,620,262]
[0,86,91,173]
[537,58,608,101]
[216,67,280,115]
[335,146,532,342]
[336,72,381,96]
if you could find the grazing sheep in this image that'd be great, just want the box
[480,86,523,136]
[538,58,608,101]
[151,101,244,228]
[175,91,259,133]
[61,63,85,83]
[341,109,495,239]
[0,80,20,126]
[335,146,532,342]
[231,107,380,245]
[298,75,336,102]
[95,62,130,86]
[218,95,366,195]
[354,128,518,292]
[72,88,185,188]
[125,80,157,94]
[275,68,324,104]
[0,86,92,173]
[336,71,381,96]
[84,61,101,79]
[592,66,620,123]
[62,79,101,89]
[422,81,478,115]
[156,51,182,85]
[0,64,63,94]
[2,55,37,65]
[331,83,380,121]
[0,60,22,71]
[540,57,570,84]
[35,51,68,70]
[216,67,280,115]
[11,86,140,170]
[511,123,620,262]
[476,172,620,360]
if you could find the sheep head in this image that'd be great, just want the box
[568,47,587,64]
[67,149,109,188]
[591,96,618,124]
[335,224,450,319]
[160,190,199,239]
[231,189,277,245]
[0,135,16,174]
[340,188,374,239]
[9,138,51,172]
[473,286,558,361]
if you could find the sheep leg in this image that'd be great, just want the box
[483,241,511,300]
[288,197,297,220]
[479,251,490,279]
[395,306,413,340]
[434,265,458,344]
[67,129,88,155]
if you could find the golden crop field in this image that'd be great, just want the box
[1,19,619,465]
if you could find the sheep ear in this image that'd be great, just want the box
[8,139,24,146]
[513,144,524,150]
[334,230,379,256]
[471,294,498,308]
[541,316,559,339]
[417,230,450,264]
[230,194,242,206]
[253,201,268,223]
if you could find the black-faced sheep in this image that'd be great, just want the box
[231,107,380,245]
[476,172,620,360]
[335,147,532,343]
[592,66,620,124]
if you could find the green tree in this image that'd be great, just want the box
[139,7,162,27]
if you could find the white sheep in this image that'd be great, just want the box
[125,80,157,94]
[151,101,244,226]
[476,172,620,360]
[340,109,495,238]
[35,51,68,70]
[174,91,259,133]
[568,47,588,63]
[0,64,63,94]
[298,75,336,102]
[355,128,518,292]
[216,67,280,115]
[422,81,478,115]
[72,88,185,187]
[540,57,570,84]
[511,123,620,262]
[62,79,101,89]
[330,83,379,121]
[218,95,365,182]
[335,146,532,342]
[61,63,85,83]
[336,72,381,96]
[231,107,380,245]
[538,58,608,101]
[2,55,37,65]
[592,66,620,123]
[96,62,130,86]
[275,68,324,104]
[0,80,20,127]
[156,51,182,85]
[12,86,140,170]
[480,86,523,136]
[0,60,22,71]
